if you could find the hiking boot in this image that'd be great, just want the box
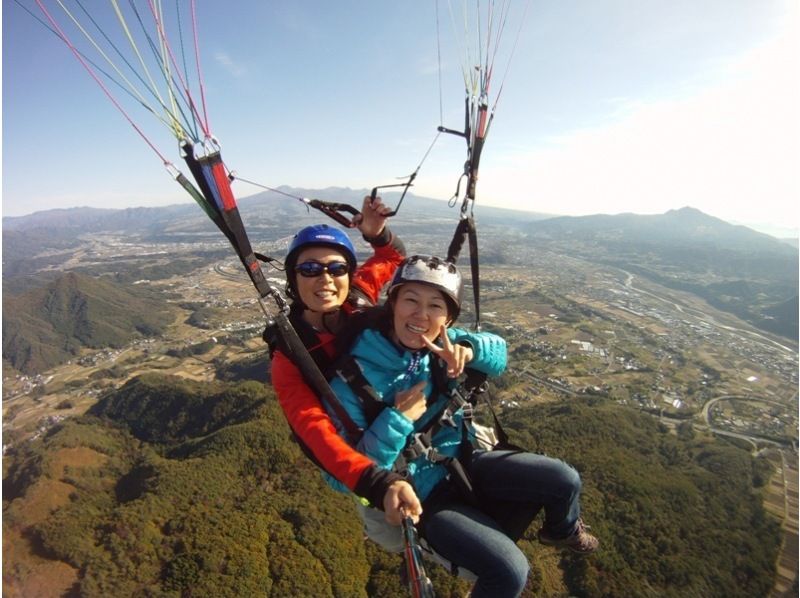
[538,518,599,554]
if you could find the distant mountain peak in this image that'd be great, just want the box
[529,207,798,260]
[664,206,723,223]
[668,206,704,215]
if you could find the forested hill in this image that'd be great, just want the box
[2,272,174,374]
[2,374,780,597]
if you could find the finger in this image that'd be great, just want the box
[397,380,426,401]
[385,509,402,526]
[447,354,461,377]
[446,346,467,377]
[405,495,422,517]
[362,196,377,213]
[411,380,427,394]
[439,325,453,352]
[420,334,442,353]
[455,350,467,376]
[398,382,425,407]
[399,492,422,522]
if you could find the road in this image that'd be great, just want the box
[621,270,796,355]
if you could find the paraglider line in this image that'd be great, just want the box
[191,0,211,137]
[34,0,171,165]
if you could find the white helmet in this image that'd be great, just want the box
[387,255,463,320]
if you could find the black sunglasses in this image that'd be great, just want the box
[295,261,350,278]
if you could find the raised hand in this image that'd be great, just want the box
[421,325,474,378]
[353,195,392,238]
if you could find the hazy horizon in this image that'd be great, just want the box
[3,187,798,241]
[4,2,798,232]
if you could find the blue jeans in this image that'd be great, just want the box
[419,450,583,598]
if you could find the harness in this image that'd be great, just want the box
[333,350,504,507]
[263,304,364,448]
[446,215,481,329]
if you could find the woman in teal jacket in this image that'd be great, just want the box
[328,318,506,500]
[325,256,598,597]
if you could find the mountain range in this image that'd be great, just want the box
[523,207,798,339]
[0,187,551,235]
[3,193,798,357]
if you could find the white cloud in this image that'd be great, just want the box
[214,52,248,78]
[471,11,800,229]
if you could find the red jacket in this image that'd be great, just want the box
[270,231,405,506]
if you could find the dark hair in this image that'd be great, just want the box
[332,304,393,354]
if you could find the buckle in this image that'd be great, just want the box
[439,385,473,428]
[440,411,458,428]
[404,434,431,461]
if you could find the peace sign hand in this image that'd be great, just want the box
[421,325,474,378]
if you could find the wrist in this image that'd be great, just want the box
[355,466,404,510]
[362,226,391,247]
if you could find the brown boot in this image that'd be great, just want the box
[538,518,599,554]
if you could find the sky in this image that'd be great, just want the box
[2,1,799,237]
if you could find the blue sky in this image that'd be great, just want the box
[3,1,799,236]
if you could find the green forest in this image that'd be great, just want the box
[3,374,781,597]
[2,273,174,374]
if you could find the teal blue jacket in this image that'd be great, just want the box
[325,327,507,502]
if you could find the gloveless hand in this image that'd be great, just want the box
[422,325,473,378]
[394,381,427,421]
[353,195,392,238]
[383,480,422,526]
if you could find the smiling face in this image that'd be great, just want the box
[390,282,451,350]
[294,246,350,318]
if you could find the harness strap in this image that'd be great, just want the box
[268,316,363,442]
[400,438,479,509]
[445,215,481,329]
[400,373,481,464]
[466,218,481,328]
[478,382,522,451]
[335,357,387,425]
[335,351,510,507]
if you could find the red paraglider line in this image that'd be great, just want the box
[34,0,171,165]
[145,0,210,140]
[191,0,212,137]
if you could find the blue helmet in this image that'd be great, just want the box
[284,224,357,300]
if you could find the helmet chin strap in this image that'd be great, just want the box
[299,304,343,333]
[321,308,345,334]
[400,341,429,352]
[389,329,432,353]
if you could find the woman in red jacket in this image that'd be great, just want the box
[269,196,422,524]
